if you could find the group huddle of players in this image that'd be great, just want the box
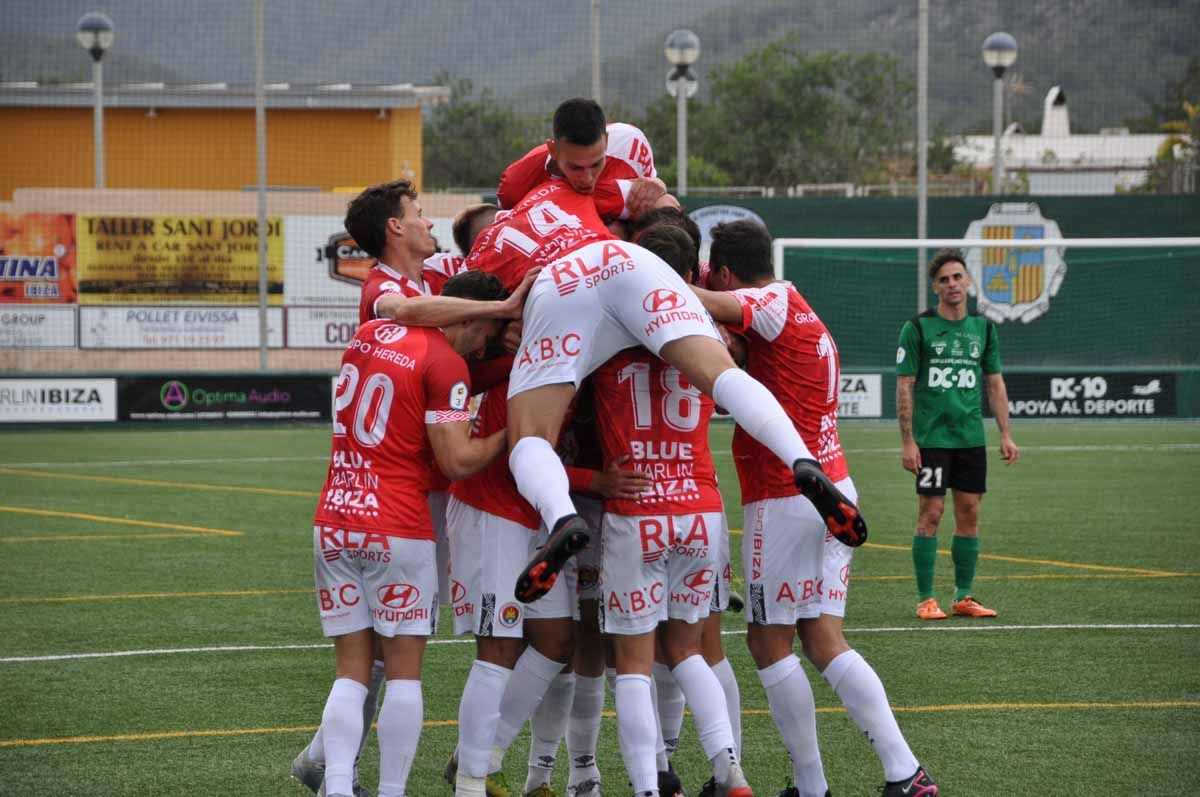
[291,99,939,797]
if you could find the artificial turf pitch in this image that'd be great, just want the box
[1,419,1197,795]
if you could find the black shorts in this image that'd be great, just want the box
[915,446,987,496]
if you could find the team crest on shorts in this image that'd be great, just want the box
[499,602,522,628]
[963,202,1067,324]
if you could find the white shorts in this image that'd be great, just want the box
[429,489,451,605]
[711,513,733,613]
[573,492,605,603]
[599,511,724,636]
[508,240,722,399]
[311,525,438,638]
[743,478,858,625]
[446,497,576,638]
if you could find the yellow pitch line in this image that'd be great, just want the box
[0,467,315,498]
[0,506,243,537]
[0,533,227,544]
[5,701,1197,748]
[0,588,311,605]
[729,529,1184,577]
[865,541,1181,577]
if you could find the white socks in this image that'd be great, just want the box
[758,654,827,797]
[304,657,385,767]
[525,672,575,792]
[320,678,368,797]
[671,654,736,763]
[458,660,512,778]
[711,368,815,465]
[494,646,566,759]
[509,437,578,530]
[711,657,743,757]
[615,674,660,794]
[823,649,919,783]
[377,679,421,797]
[653,662,686,761]
[567,674,605,788]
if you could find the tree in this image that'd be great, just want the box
[422,72,543,190]
[639,37,914,188]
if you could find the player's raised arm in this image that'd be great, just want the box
[378,268,536,327]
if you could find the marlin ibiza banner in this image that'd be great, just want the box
[963,202,1067,324]
[76,216,283,304]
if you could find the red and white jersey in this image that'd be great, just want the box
[422,252,467,294]
[727,281,849,503]
[314,320,472,540]
[467,181,616,292]
[357,255,467,325]
[358,264,430,326]
[448,383,541,531]
[592,349,722,516]
[497,122,656,219]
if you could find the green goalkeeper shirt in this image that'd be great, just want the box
[896,310,1002,449]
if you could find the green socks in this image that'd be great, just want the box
[952,535,980,601]
[912,535,939,600]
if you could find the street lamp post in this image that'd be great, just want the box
[76,12,115,189]
[982,32,1017,194]
[665,29,699,197]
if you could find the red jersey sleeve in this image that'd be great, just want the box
[423,339,472,426]
[497,144,552,210]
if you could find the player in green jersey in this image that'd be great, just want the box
[896,249,1019,620]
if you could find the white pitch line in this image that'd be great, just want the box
[713,443,1200,456]
[7,443,1199,470]
[4,623,1196,664]
[2,456,329,469]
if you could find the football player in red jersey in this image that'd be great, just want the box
[482,194,864,607]
[444,373,650,797]
[693,220,937,797]
[304,271,512,797]
[590,223,752,797]
[497,98,668,221]
[294,192,519,796]
[346,180,534,328]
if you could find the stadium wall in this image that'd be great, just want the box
[0,106,425,199]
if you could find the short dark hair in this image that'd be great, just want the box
[452,203,499,256]
[553,98,606,146]
[637,224,698,282]
[439,270,507,302]
[630,207,701,253]
[709,220,773,282]
[928,248,966,280]
[344,179,417,259]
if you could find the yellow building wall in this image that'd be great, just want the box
[0,105,425,199]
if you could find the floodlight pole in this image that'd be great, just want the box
[917,0,929,313]
[92,60,105,189]
[992,75,1004,193]
[255,0,269,370]
[676,84,688,196]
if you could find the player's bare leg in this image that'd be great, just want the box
[658,334,867,546]
[508,384,592,602]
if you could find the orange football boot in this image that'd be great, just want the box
[916,598,947,620]
[951,596,998,617]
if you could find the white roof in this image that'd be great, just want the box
[955,132,1178,171]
